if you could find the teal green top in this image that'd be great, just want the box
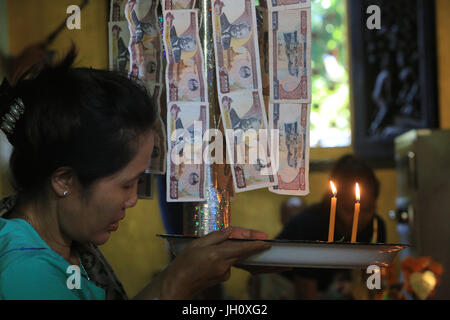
[0,218,105,300]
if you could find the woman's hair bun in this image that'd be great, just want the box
[37,45,78,80]
[0,45,79,144]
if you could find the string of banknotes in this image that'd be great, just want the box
[108,0,311,201]
[212,0,278,193]
[109,0,167,177]
[267,0,312,196]
[162,1,210,202]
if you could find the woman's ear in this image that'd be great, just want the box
[51,167,76,197]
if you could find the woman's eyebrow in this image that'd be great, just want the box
[128,171,146,182]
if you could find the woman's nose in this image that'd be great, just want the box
[124,193,138,209]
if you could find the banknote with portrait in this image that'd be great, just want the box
[167,102,209,202]
[212,0,263,95]
[219,90,277,192]
[217,163,235,200]
[108,21,131,73]
[267,0,311,10]
[125,1,167,174]
[126,0,163,97]
[269,7,311,104]
[152,89,169,175]
[257,6,270,97]
[138,173,154,200]
[162,0,197,11]
[110,0,128,22]
[269,103,310,195]
[149,100,168,175]
[163,10,208,103]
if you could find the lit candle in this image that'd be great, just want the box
[328,181,337,242]
[351,183,361,243]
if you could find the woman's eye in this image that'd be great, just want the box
[123,181,136,189]
[123,175,144,189]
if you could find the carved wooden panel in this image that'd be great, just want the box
[349,0,439,162]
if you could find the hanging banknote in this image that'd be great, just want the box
[148,101,167,174]
[138,172,154,200]
[269,7,311,103]
[220,90,277,192]
[269,103,309,195]
[162,0,196,11]
[212,0,263,95]
[125,0,167,175]
[109,0,130,74]
[268,0,311,10]
[167,103,208,202]
[257,6,270,97]
[110,0,129,21]
[217,163,235,200]
[126,0,163,97]
[108,21,131,73]
[163,10,207,103]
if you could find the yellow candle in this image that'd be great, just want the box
[328,181,337,242]
[351,183,361,243]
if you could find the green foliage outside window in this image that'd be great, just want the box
[310,0,350,147]
[256,0,351,147]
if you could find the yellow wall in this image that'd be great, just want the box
[436,0,450,129]
[7,0,108,68]
[1,0,449,299]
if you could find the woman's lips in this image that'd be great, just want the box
[108,212,126,231]
[108,214,125,231]
[108,221,119,231]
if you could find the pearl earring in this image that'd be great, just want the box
[63,190,69,196]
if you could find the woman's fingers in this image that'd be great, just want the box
[190,226,269,249]
[168,235,272,298]
[189,229,231,248]
[246,229,268,240]
[227,226,269,240]
[218,240,271,261]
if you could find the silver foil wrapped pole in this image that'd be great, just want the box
[183,0,231,237]
[183,164,231,236]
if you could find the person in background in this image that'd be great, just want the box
[280,197,307,226]
[276,154,387,299]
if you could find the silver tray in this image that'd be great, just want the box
[158,234,408,269]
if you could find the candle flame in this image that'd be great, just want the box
[330,181,337,196]
[355,183,360,201]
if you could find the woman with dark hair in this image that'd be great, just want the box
[0,48,271,300]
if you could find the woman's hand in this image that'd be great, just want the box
[160,228,271,299]
[228,226,292,275]
[227,226,268,240]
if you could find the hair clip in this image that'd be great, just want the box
[1,98,25,135]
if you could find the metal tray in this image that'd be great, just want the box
[158,234,408,269]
